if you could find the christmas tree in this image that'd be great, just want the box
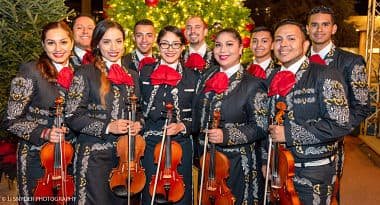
[105,0,254,63]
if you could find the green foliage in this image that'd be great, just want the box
[0,0,74,137]
[106,0,254,63]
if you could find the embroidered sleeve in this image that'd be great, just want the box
[286,77,350,147]
[347,59,371,128]
[3,73,44,145]
[65,74,106,138]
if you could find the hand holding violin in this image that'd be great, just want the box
[165,122,186,136]
[108,119,142,135]
[206,128,224,144]
[44,126,68,143]
[268,125,285,143]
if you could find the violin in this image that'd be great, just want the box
[198,109,235,205]
[34,96,74,204]
[109,94,146,201]
[149,103,185,204]
[330,179,339,205]
[264,101,301,205]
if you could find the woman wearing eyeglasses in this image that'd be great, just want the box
[139,26,198,205]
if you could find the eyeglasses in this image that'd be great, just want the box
[159,42,183,49]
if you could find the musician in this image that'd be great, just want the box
[70,14,96,66]
[182,16,217,74]
[268,19,351,205]
[64,19,141,204]
[306,6,371,203]
[2,21,76,204]
[122,19,157,74]
[139,25,198,205]
[193,28,268,205]
[247,26,280,85]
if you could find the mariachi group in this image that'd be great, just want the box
[2,5,370,205]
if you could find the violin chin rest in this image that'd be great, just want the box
[111,186,136,198]
[154,194,171,204]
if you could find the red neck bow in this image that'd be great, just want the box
[138,57,156,72]
[204,72,229,94]
[82,49,94,64]
[57,67,74,90]
[107,64,134,85]
[309,54,326,65]
[184,53,206,71]
[268,70,296,97]
[150,65,182,86]
[247,64,266,79]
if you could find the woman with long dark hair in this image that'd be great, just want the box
[64,19,141,204]
[2,21,76,204]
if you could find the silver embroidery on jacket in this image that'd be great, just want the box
[351,64,369,105]
[80,121,104,136]
[7,77,33,119]
[322,79,349,126]
[66,75,85,115]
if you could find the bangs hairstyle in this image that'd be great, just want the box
[157,26,186,45]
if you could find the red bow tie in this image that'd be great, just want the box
[107,64,134,85]
[150,65,182,86]
[268,71,296,97]
[204,72,229,94]
[247,64,266,79]
[184,53,206,71]
[82,50,94,64]
[57,67,74,90]
[138,57,156,72]
[309,54,326,65]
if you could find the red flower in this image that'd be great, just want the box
[138,57,156,72]
[151,65,182,86]
[309,54,326,65]
[247,64,266,79]
[268,71,296,97]
[57,67,74,90]
[245,23,255,32]
[204,72,229,94]
[184,53,206,71]
[242,37,250,48]
[107,64,134,85]
[82,50,94,64]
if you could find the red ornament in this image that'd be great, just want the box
[145,0,159,7]
[245,23,255,32]
[210,34,216,42]
[242,37,250,48]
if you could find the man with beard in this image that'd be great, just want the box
[182,16,217,74]
[123,19,157,74]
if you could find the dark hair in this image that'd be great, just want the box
[91,19,125,106]
[274,19,308,40]
[307,5,336,24]
[72,14,96,28]
[38,21,73,83]
[215,28,242,45]
[134,19,154,32]
[251,26,273,39]
[157,26,186,45]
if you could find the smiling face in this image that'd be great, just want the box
[185,16,208,47]
[73,16,95,50]
[158,31,183,64]
[133,24,156,55]
[273,24,309,68]
[307,13,337,50]
[98,27,125,63]
[250,30,273,62]
[213,31,242,70]
[43,27,74,66]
